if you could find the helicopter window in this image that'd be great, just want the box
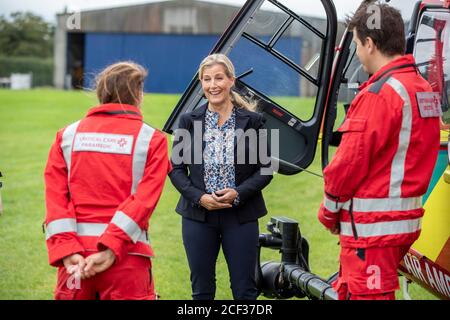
[274,19,323,80]
[333,40,368,131]
[229,36,318,121]
[228,0,328,122]
[414,11,450,124]
[276,0,328,35]
[338,42,367,103]
[245,1,290,45]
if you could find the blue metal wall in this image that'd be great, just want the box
[84,33,302,95]
[230,36,303,97]
[85,33,218,94]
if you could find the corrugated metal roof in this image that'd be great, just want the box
[58,0,329,35]
[58,0,242,33]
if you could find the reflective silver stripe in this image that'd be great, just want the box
[132,123,155,194]
[111,211,143,243]
[77,223,107,237]
[45,220,149,244]
[77,222,149,244]
[323,196,345,213]
[340,218,422,237]
[385,78,413,197]
[45,218,77,240]
[61,121,81,179]
[341,197,422,212]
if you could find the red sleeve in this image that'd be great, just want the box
[318,93,398,229]
[97,130,171,262]
[44,130,84,267]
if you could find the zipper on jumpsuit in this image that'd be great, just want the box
[347,198,358,240]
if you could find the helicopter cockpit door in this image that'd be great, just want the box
[163,0,338,175]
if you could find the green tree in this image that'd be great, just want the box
[0,11,54,58]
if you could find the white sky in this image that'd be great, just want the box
[0,0,415,23]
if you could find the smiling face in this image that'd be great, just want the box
[200,63,235,109]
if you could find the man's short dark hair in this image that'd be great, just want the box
[346,2,406,56]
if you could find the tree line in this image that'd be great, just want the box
[0,12,54,86]
[0,11,53,58]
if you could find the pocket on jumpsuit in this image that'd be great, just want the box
[108,257,154,300]
[323,118,367,199]
[335,118,367,165]
[54,267,81,300]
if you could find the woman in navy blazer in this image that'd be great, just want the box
[169,54,273,300]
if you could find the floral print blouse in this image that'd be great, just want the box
[203,108,236,195]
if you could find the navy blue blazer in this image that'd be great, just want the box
[169,104,273,223]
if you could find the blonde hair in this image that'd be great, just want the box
[198,54,257,112]
[95,61,148,106]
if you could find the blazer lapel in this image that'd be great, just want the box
[234,107,251,151]
[189,104,207,190]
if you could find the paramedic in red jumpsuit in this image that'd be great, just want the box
[44,62,170,300]
[318,4,440,300]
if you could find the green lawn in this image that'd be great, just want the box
[0,89,436,300]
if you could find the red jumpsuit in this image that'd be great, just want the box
[318,55,440,300]
[44,103,170,300]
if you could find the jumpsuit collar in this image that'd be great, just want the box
[359,54,417,91]
[86,103,143,120]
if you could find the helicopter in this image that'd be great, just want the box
[396,0,449,300]
[163,0,450,300]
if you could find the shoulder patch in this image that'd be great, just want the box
[416,92,442,118]
[73,133,134,155]
[368,75,392,94]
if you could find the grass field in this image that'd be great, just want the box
[0,89,436,300]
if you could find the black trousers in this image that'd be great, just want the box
[182,210,259,300]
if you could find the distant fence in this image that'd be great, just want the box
[0,56,53,87]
